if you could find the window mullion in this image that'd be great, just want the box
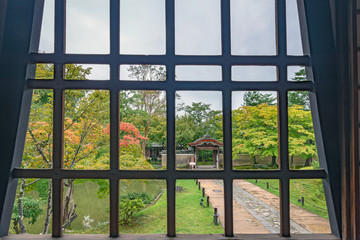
[109,0,120,237]
[279,89,290,236]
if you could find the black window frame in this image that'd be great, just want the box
[0,0,348,239]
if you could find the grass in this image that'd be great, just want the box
[175,180,223,234]
[247,178,329,219]
[77,180,223,234]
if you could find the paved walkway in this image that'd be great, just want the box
[198,179,331,234]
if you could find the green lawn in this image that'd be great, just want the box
[247,179,329,219]
[80,180,223,234]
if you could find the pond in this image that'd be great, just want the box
[13,179,165,234]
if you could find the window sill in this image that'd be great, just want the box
[2,234,339,240]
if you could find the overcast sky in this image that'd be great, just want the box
[38,0,304,110]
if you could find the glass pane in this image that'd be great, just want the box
[35,64,54,79]
[286,0,304,55]
[64,90,110,170]
[38,0,54,53]
[175,65,222,81]
[120,65,166,81]
[232,66,277,81]
[63,179,109,234]
[119,179,166,234]
[119,90,166,170]
[232,91,279,170]
[290,179,331,233]
[176,179,224,234]
[288,91,319,170]
[64,64,109,80]
[231,0,276,55]
[175,0,221,55]
[66,0,110,54]
[175,91,223,170]
[22,90,53,169]
[287,66,309,81]
[120,0,166,55]
[9,179,53,234]
[234,179,279,233]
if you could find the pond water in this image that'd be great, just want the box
[13,180,165,234]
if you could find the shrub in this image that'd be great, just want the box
[119,198,144,225]
[120,192,155,205]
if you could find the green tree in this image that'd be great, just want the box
[176,102,222,148]
[288,67,310,110]
[243,91,276,106]
[232,104,316,167]
[124,65,167,154]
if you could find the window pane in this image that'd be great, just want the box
[231,0,276,55]
[288,66,309,81]
[286,0,304,56]
[176,179,224,234]
[119,179,167,234]
[288,91,319,170]
[38,0,54,53]
[119,90,166,170]
[66,0,110,54]
[64,90,110,170]
[120,65,166,81]
[232,66,277,81]
[34,63,54,80]
[234,179,279,233]
[120,0,166,55]
[9,179,53,234]
[62,179,109,234]
[175,65,222,81]
[175,0,221,55]
[290,179,331,233]
[175,91,223,170]
[64,64,109,80]
[232,91,279,170]
[22,90,53,169]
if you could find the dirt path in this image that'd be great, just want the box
[198,179,331,234]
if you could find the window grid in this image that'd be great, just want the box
[10,0,330,237]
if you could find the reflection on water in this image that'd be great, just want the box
[120,179,165,197]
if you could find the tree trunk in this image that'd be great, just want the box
[63,179,77,230]
[271,156,277,167]
[42,179,52,234]
[15,178,26,234]
[304,157,312,167]
[19,179,26,233]
[142,120,150,156]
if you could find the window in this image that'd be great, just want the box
[0,0,351,239]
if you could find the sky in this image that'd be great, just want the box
[38,0,305,111]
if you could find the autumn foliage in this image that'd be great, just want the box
[103,122,148,147]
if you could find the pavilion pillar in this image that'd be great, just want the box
[213,150,216,168]
[194,148,197,168]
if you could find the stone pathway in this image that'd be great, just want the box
[198,179,331,234]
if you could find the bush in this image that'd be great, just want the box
[120,192,155,205]
[119,198,144,225]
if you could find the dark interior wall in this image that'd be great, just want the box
[0,0,36,236]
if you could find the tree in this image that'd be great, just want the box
[232,104,278,165]
[176,102,222,149]
[243,91,276,106]
[288,67,310,110]
[17,64,111,234]
[232,104,317,167]
[124,65,167,154]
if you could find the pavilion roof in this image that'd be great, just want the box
[188,134,223,147]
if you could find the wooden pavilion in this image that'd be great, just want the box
[189,135,223,169]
